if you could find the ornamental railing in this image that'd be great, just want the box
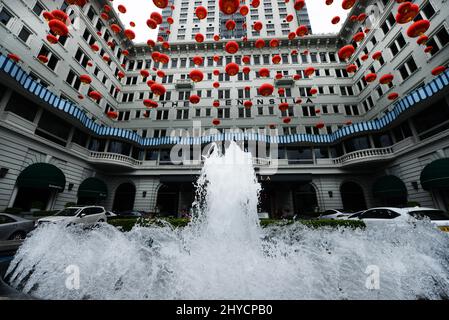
[89,152,143,166]
[332,147,394,165]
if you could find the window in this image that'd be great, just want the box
[32,1,45,16]
[0,7,13,26]
[426,27,449,56]
[398,56,418,80]
[389,33,406,57]
[5,92,38,122]
[18,26,31,43]
[360,209,400,219]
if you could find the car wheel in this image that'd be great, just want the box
[9,231,26,241]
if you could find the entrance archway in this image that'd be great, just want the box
[340,182,367,212]
[13,163,66,211]
[112,183,136,212]
[293,183,318,216]
[156,183,194,217]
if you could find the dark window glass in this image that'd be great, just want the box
[5,92,38,122]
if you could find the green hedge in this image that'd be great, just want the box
[108,217,365,232]
[32,210,58,217]
[4,207,23,215]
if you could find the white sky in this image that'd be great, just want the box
[113,0,349,44]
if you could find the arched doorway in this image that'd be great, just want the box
[77,178,108,205]
[293,183,318,216]
[156,184,180,217]
[340,182,367,212]
[112,183,136,213]
[13,163,66,211]
[372,175,407,207]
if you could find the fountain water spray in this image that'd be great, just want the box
[6,142,449,299]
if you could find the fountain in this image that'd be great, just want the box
[4,142,449,299]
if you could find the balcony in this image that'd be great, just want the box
[274,75,295,87]
[175,79,193,89]
[89,151,143,169]
[332,147,395,167]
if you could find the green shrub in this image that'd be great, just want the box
[4,207,23,215]
[406,201,421,207]
[108,217,365,232]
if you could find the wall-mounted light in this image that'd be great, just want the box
[0,168,9,178]
[328,191,333,198]
[142,191,147,198]
[412,182,419,191]
[68,183,74,191]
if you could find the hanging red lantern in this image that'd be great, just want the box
[372,51,382,60]
[253,21,263,31]
[272,55,281,64]
[296,25,308,37]
[153,0,169,9]
[110,24,121,34]
[304,67,315,77]
[51,10,69,23]
[309,88,318,95]
[288,32,296,40]
[388,93,399,100]
[286,14,294,22]
[293,74,301,81]
[244,100,253,109]
[151,83,166,96]
[315,122,325,129]
[144,99,159,108]
[46,34,59,44]
[259,83,274,96]
[365,73,377,83]
[219,0,240,15]
[117,5,127,13]
[407,20,430,38]
[151,12,163,24]
[294,0,305,10]
[259,68,270,78]
[42,11,54,21]
[89,91,102,101]
[244,86,251,91]
[360,54,369,61]
[107,111,118,119]
[242,67,250,74]
[124,29,136,40]
[213,81,220,88]
[225,41,239,54]
[189,69,204,82]
[212,118,221,126]
[195,6,208,19]
[346,64,357,74]
[255,39,265,49]
[358,13,367,22]
[269,39,280,48]
[417,35,429,45]
[240,5,249,16]
[195,33,205,43]
[48,19,69,36]
[225,19,236,30]
[379,74,394,85]
[214,35,220,41]
[80,74,92,84]
[213,55,221,62]
[431,66,446,76]
[352,31,365,42]
[283,117,292,124]
[213,100,220,108]
[242,56,251,64]
[225,62,239,76]
[275,73,283,80]
[278,103,289,112]
[122,50,130,57]
[213,69,220,76]
[147,18,158,29]
[278,88,285,96]
[158,53,170,65]
[331,16,340,24]
[189,95,200,104]
[342,0,356,10]
[157,70,165,78]
[140,70,150,78]
[37,55,48,64]
[396,3,419,24]
[193,56,204,66]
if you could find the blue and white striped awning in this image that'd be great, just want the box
[1,53,448,147]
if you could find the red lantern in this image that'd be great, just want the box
[213,81,220,88]
[269,39,280,48]
[407,20,430,38]
[89,91,102,101]
[151,12,163,24]
[244,100,253,109]
[42,11,54,21]
[259,68,270,78]
[153,0,169,9]
[286,14,293,22]
[272,55,281,64]
[309,88,318,95]
[117,5,127,13]
[360,54,369,61]
[388,93,399,101]
[225,41,239,54]
[255,39,265,49]
[147,18,158,29]
[195,33,204,43]
[417,35,429,46]
[37,55,48,64]
[111,24,121,34]
[140,70,150,78]
[157,70,165,78]
[46,34,59,44]
[189,95,200,104]
[189,70,204,82]
[331,16,340,24]
[195,6,208,19]
[372,51,382,60]
[242,66,250,74]
[212,118,221,126]
[193,56,204,66]
[259,83,274,96]
[278,103,289,112]
[342,0,356,10]
[379,74,394,85]
[219,0,240,15]
[294,0,305,10]
[304,67,315,77]
[124,29,135,40]
[48,19,69,36]
[240,5,249,16]
[80,74,92,84]
[253,21,263,31]
[352,32,365,42]
[151,83,166,96]
[225,19,236,30]
[107,111,118,119]
[431,66,446,76]
[346,64,357,74]
[242,56,251,64]
[365,73,377,83]
[144,99,158,108]
[283,117,292,124]
[213,100,220,108]
[225,62,239,76]
[51,10,69,23]
[296,25,308,37]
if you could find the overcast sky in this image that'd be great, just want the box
[113,0,348,44]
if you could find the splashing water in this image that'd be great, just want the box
[6,142,449,299]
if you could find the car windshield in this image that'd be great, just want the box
[408,210,449,221]
[55,208,79,217]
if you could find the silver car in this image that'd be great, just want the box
[0,213,35,240]
[37,206,107,226]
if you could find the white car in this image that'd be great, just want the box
[37,206,107,226]
[319,209,354,220]
[354,207,449,232]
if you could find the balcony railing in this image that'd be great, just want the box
[89,152,143,167]
[332,147,394,166]
[175,79,193,89]
[274,75,295,87]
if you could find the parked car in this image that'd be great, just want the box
[319,209,355,220]
[37,206,107,226]
[116,210,145,217]
[353,207,449,231]
[0,213,35,240]
[105,211,117,218]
